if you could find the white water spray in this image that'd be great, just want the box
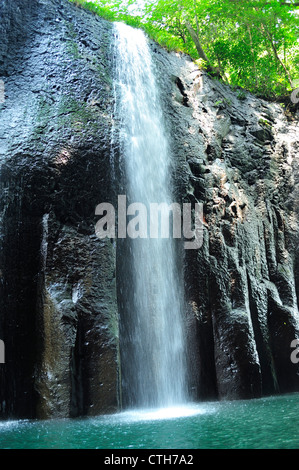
[114,22,188,408]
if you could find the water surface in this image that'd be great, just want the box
[1,394,299,449]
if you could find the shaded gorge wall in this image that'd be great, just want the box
[0,0,298,419]
[0,0,120,419]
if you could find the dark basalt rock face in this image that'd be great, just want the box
[0,0,298,419]
[151,47,299,400]
[0,0,120,419]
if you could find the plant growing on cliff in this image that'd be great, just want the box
[69,0,299,100]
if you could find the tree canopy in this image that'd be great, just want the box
[69,0,299,100]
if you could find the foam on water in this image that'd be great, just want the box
[109,403,210,423]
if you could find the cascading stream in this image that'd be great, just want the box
[114,22,188,409]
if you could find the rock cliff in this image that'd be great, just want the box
[0,0,298,419]
[0,0,119,419]
[157,52,299,400]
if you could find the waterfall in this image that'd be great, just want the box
[113,22,188,408]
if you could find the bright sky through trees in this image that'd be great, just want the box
[70,0,299,100]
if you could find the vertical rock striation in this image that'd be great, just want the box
[0,0,120,418]
[151,45,299,400]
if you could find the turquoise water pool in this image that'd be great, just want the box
[0,393,299,449]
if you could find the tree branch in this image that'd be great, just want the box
[280,1,299,6]
[184,20,209,63]
[262,24,293,86]
[184,20,222,77]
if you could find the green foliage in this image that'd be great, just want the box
[68,0,299,100]
[236,90,247,100]
[194,58,208,70]
[214,97,232,107]
[258,116,272,127]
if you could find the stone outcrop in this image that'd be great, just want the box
[0,0,119,419]
[0,0,298,419]
[151,46,299,400]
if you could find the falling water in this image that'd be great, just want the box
[113,22,188,408]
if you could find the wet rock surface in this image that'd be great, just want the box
[152,46,299,400]
[0,0,119,419]
[0,0,298,418]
